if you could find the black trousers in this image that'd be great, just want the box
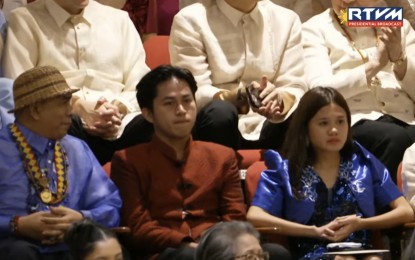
[352,115,415,183]
[0,238,72,260]
[68,114,154,165]
[194,100,291,151]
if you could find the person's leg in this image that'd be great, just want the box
[68,116,116,165]
[42,251,73,260]
[257,117,292,151]
[352,118,413,183]
[113,114,154,151]
[262,243,291,260]
[157,247,195,260]
[0,238,41,260]
[193,100,240,149]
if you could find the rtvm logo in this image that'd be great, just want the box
[344,7,403,27]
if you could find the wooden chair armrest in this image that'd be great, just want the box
[111,226,131,234]
[403,222,415,229]
[255,227,280,234]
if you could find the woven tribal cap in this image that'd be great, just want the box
[9,66,79,113]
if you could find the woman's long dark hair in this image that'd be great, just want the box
[282,87,353,199]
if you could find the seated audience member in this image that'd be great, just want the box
[111,65,290,260]
[2,0,26,19]
[65,219,123,260]
[247,87,414,259]
[0,66,121,260]
[170,0,307,150]
[402,142,415,209]
[302,0,415,182]
[3,0,151,164]
[195,221,286,260]
[179,0,415,26]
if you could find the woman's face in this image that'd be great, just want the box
[85,238,123,260]
[234,234,265,259]
[308,103,349,155]
[331,0,387,15]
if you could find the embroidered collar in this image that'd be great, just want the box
[217,0,262,27]
[152,135,192,166]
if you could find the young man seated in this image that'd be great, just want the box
[0,66,121,260]
[111,65,291,260]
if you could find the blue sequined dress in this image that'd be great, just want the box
[290,161,371,259]
[251,142,402,260]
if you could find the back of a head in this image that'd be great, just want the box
[195,221,260,260]
[64,219,118,260]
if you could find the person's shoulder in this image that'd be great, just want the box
[9,1,40,19]
[303,8,331,27]
[175,0,212,19]
[260,0,300,21]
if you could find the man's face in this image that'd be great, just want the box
[33,94,73,140]
[142,78,197,145]
[53,0,89,15]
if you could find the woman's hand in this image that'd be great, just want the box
[330,214,363,242]
[315,220,340,241]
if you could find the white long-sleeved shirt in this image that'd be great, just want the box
[170,0,307,138]
[303,8,415,125]
[402,143,415,209]
[3,0,150,137]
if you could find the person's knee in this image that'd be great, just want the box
[2,239,40,260]
[200,100,238,126]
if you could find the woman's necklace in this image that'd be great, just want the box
[10,123,68,205]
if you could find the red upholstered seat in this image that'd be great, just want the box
[143,35,170,69]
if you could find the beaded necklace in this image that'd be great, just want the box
[10,123,68,205]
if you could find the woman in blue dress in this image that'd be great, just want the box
[247,87,414,260]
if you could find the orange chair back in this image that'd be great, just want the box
[245,161,266,205]
[143,35,170,69]
[397,161,403,192]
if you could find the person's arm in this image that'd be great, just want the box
[394,20,415,101]
[169,11,227,110]
[76,142,122,228]
[267,12,307,123]
[246,160,338,239]
[401,144,415,207]
[3,7,37,79]
[219,150,247,221]
[247,205,337,238]
[112,11,150,115]
[302,11,385,99]
[111,150,191,252]
[333,196,413,242]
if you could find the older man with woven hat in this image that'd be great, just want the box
[0,66,121,260]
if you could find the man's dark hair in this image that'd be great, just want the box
[136,65,198,111]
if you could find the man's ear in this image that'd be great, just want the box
[29,103,42,120]
[141,108,154,123]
